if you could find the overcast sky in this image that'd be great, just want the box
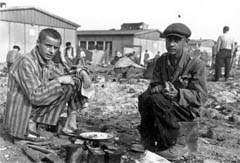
[4,0,240,42]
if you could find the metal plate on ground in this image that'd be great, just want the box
[79,132,114,140]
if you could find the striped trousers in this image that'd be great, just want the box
[31,85,77,127]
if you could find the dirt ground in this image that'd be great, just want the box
[0,66,240,163]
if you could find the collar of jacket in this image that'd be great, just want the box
[31,46,55,68]
[166,50,190,82]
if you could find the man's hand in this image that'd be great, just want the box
[150,85,164,94]
[79,70,91,89]
[164,82,178,99]
[57,75,74,85]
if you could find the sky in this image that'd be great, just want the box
[3,0,240,43]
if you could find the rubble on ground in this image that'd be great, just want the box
[0,65,240,162]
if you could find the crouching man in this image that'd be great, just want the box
[138,23,208,160]
[4,28,91,142]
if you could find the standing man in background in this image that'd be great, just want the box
[78,47,86,66]
[6,45,21,71]
[214,26,235,81]
[143,50,150,67]
[64,41,75,67]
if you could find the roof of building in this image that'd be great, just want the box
[121,22,146,26]
[189,39,216,47]
[0,6,80,28]
[77,29,162,36]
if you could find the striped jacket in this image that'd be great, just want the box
[5,47,65,138]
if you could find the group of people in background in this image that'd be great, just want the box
[6,41,87,73]
[6,25,237,83]
[6,42,164,75]
[111,49,161,67]
[63,42,87,67]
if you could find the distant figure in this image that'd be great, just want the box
[111,50,123,65]
[52,50,69,73]
[128,51,139,64]
[214,26,235,81]
[6,45,21,71]
[143,51,162,79]
[64,42,75,67]
[154,51,161,62]
[104,44,111,65]
[76,47,86,66]
[143,50,150,67]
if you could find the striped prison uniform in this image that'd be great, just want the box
[5,46,87,139]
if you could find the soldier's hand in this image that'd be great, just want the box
[57,75,74,85]
[150,85,164,94]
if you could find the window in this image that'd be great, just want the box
[96,41,104,50]
[80,41,86,49]
[88,41,95,50]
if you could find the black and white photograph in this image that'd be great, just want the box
[0,0,240,162]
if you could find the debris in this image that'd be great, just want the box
[130,143,144,153]
[19,141,64,163]
[1,65,240,161]
[203,159,220,163]
[4,154,9,159]
[201,128,215,139]
[0,147,7,151]
[135,150,171,163]
[27,144,55,154]
[87,147,105,163]
[65,144,84,163]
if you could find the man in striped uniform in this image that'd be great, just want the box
[5,28,91,141]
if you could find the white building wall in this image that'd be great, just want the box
[134,38,166,65]
[0,21,9,62]
[25,24,39,53]
[0,20,77,63]
[64,29,77,56]
[9,22,25,53]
